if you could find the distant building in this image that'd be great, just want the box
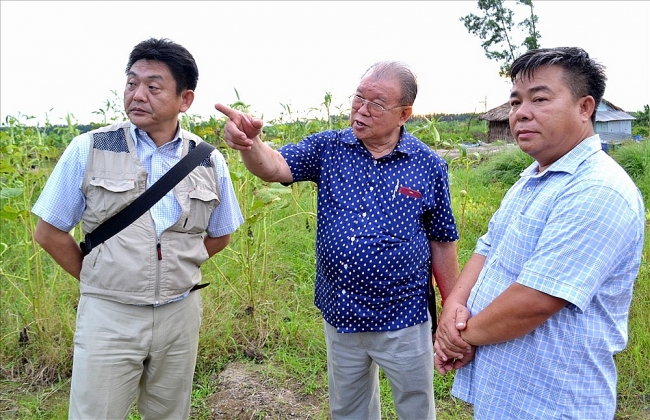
[595,99,636,144]
[478,99,635,145]
[478,102,513,143]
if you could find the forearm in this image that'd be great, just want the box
[430,241,459,302]
[445,253,485,306]
[204,234,230,258]
[461,282,567,346]
[240,137,292,183]
[33,219,83,280]
[434,253,484,358]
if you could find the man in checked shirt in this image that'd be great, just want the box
[434,47,645,419]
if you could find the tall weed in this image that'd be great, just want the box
[0,117,80,382]
[1,104,648,419]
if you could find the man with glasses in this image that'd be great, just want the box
[216,61,459,419]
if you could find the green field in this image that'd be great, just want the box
[1,100,648,419]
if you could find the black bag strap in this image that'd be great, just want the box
[80,141,215,256]
[428,267,437,336]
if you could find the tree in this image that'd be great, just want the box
[461,0,541,77]
[632,105,649,137]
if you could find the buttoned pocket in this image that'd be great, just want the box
[182,184,221,233]
[85,176,137,225]
[382,191,423,240]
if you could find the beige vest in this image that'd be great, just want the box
[79,122,221,305]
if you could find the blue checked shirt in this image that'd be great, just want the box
[280,127,458,333]
[452,135,645,419]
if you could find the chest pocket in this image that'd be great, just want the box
[497,213,546,275]
[381,191,423,240]
[85,176,138,225]
[179,183,221,233]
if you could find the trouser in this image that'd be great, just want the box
[324,319,436,420]
[68,292,203,420]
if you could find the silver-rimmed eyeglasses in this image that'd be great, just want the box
[349,94,408,118]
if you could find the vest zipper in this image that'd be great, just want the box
[155,238,162,305]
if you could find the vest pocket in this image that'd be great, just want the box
[85,177,137,224]
[183,185,220,233]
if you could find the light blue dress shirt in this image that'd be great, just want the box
[452,135,645,419]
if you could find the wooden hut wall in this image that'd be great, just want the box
[487,121,514,143]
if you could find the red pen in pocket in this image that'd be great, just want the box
[398,186,422,199]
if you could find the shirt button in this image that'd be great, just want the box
[362,212,367,217]
[369,187,374,191]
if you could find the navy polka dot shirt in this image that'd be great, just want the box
[280,127,458,333]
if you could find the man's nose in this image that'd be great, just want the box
[133,84,148,101]
[513,102,532,120]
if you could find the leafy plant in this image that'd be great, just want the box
[1,95,648,420]
[449,146,483,247]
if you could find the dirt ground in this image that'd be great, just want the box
[207,362,328,419]
[434,142,515,160]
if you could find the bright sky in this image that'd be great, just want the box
[1,1,648,126]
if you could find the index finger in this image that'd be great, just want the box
[214,103,238,120]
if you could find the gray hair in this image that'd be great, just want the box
[362,61,418,106]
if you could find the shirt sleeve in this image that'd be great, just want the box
[279,131,331,183]
[31,133,90,232]
[424,159,459,242]
[206,150,244,237]
[516,183,641,311]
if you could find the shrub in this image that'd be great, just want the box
[610,140,649,180]
[609,139,650,200]
[479,147,534,187]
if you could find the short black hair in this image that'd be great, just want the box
[509,47,607,125]
[125,38,199,95]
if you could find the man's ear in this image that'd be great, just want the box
[580,95,596,123]
[399,106,413,126]
[179,90,195,113]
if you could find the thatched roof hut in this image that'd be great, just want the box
[478,102,513,143]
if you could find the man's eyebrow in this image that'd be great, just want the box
[510,85,552,98]
[126,71,164,81]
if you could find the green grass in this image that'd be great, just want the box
[1,108,648,419]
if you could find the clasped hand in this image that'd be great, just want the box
[433,301,476,375]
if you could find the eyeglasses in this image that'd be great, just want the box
[349,94,408,118]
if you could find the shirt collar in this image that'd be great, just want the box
[522,134,602,177]
[342,126,419,156]
[130,123,183,149]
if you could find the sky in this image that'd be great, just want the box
[1,1,648,126]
